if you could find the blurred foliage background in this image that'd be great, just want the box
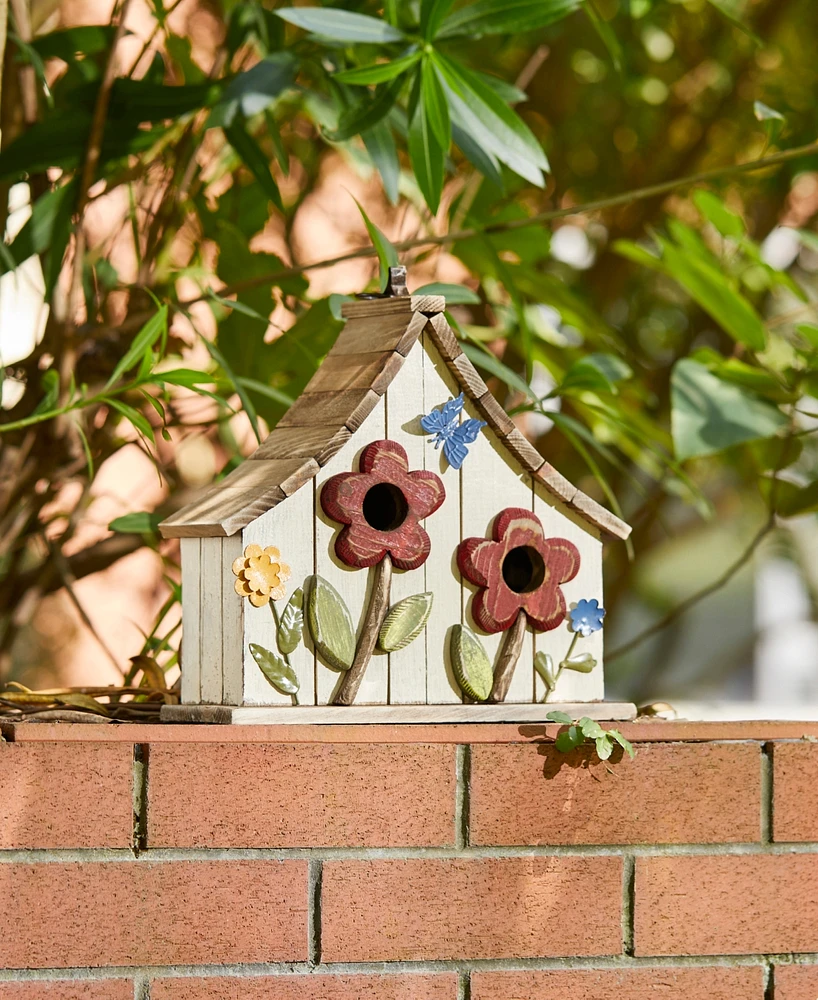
[1,0,817,711]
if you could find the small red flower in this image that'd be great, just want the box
[321,440,445,571]
[458,508,580,634]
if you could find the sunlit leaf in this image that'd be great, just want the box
[334,52,420,85]
[278,588,304,654]
[108,512,162,533]
[354,197,399,289]
[306,574,356,671]
[249,642,300,695]
[693,190,745,239]
[106,306,168,389]
[414,282,480,304]
[276,7,405,42]
[450,624,493,701]
[671,359,788,461]
[378,592,433,651]
[439,0,580,38]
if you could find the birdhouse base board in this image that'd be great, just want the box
[160,702,638,725]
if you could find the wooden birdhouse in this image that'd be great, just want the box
[160,269,635,723]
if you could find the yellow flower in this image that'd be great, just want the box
[232,544,291,607]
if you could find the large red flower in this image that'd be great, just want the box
[458,508,580,634]
[321,440,445,571]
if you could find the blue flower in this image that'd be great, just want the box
[569,599,606,637]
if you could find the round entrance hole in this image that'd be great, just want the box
[362,482,409,532]
[502,545,546,593]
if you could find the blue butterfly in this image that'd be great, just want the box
[420,392,487,470]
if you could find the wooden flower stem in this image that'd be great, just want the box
[488,610,528,703]
[543,631,579,703]
[333,555,393,706]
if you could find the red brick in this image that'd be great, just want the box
[148,743,455,847]
[151,974,458,1000]
[774,965,818,1000]
[472,967,763,1000]
[322,857,622,961]
[0,861,306,968]
[471,743,760,845]
[0,743,133,848]
[635,855,818,955]
[0,984,133,1000]
[774,743,818,842]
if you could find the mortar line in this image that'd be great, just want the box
[458,969,471,1000]
[132,743,149,856]
[134,972,150,1000]
[455,744,471,849]
[764,960,775,1000]
[308,858,323,967]
[761,742,774,846]
[622,854,635,957]
[5,841,818,864]
[2,955,817,981]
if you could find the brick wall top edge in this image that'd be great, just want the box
[4,720,818,744]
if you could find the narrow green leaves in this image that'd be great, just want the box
[363,124,400,204]
[306,574,356,671]
[276,7,405,43]
[379,593,433,652]
[278,588,304,655]
[354,198,398,289]
[224,118,283,210]
[450,624,493,701]
[421,0,455,39]
[108,512,162,534]
[671,359,788,461]
[328,77,405,142]
[334,52,420,85]
[250,642,300,696]
[106,306,168,389]
[408,64,447,213]
[210,53,296,127]
[438,0,580,38]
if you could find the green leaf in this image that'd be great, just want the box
[671,359,788,461]
[108,512,162,534]
[693,190,745,239]
[203,334,261,443]
[421,0,455,38]
[555,724,584,752]
[224,118,283,210]
[421,59,450,149]
[306,575,356,672]
[249,642,300,695]
[31,369,59,416]
[210,53,296,128]
[106,306,168,390]
[328,77,406,142]
[451,121,503,187]
[559,358,616,396]
[106,398,155,443]
[754,100,785,123]
[334,52,420,85]
[561,652,597,673]
[450,624,493,701]
[534,652,555,688]
[439,0,580,38]
[379,593,433,652]
[608,729,636,759]
[363,123,400,204]
[434,53,547,185]
[461,341,537,401]
[31,25,119,61]
[278,588,304,654]
[583,0,623,72]
[706,0,761,41]
[656,236,767,352]
[413,282,480,304]
[276,7,405,42]
[408,70,446,214]
[595,735,613,760]
[354,197,399,290]
[579,717,606,739]
[546,710,573,725]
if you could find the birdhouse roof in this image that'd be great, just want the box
[160,291,631,541]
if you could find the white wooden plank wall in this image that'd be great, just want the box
[421,335,464,703]
[315,394,388,704]
[199,536,224,704]
[384,342,427,703]
[241,491,316,706]
[221,534,245,704]
[460,414,535,703]
[532,482,605,703]
[180,537,202,704]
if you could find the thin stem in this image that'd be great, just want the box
[543,631,579,703]
[172,140,818,308]
[333,555,392,706]
[489,610,528,703]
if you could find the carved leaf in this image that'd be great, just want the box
[534,651,555,689]
[378,592,433,652]
[560,652,597,673]
[306,574,355,671]
[278,587,304,654]
[249,642,300,695]
[450,624,493,702]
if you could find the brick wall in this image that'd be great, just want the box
[2,721,818,999]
